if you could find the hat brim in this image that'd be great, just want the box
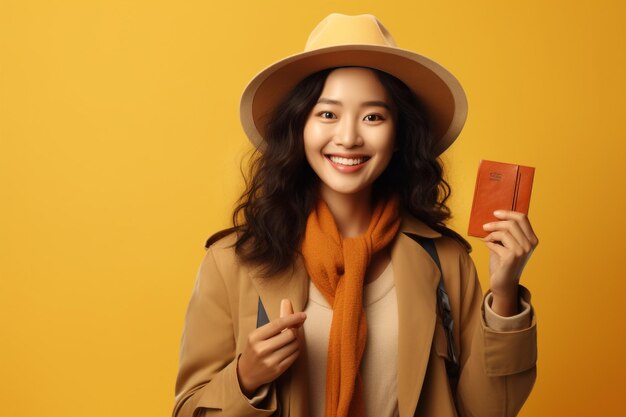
[240,44,467,155]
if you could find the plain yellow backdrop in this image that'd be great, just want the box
[1,0,625,416]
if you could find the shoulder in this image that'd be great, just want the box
[192,230,263,309]
[399,211,471,256]
[206,229,239,252]
[199,229,245,279]
[434,234,477,285]
[435,233,472,262]
[435,226,472,254]
[399,212,475,277]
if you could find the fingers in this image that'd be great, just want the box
[276,346,301,372]
[484,240,507,257]
[238,298,306,393]
[248,327,298,362]
[489,210,539,247]
[483,211,538,250]
[483,229,522,253]
[482,211,539,298]
[266,336,301,368]
[246,339,302,385]
[238,328,302,395]
[280,298,300,341]
[253,311,306,340]
[484,220,525,249]
[248,299,305,355]
[280,299,294,317]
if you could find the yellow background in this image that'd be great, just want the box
[1,0,624,416]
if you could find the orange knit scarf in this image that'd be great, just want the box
[301,197,400,417]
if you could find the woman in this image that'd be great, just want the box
[173,13,538,417]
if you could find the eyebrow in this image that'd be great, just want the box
[316,97,391,110]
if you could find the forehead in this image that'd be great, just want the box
[319,67,390,102]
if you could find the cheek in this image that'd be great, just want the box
[303,123,327,155]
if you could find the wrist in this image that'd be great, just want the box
[490,287,520,317]
[236,355,258,398]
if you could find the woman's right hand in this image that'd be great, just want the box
[237,299,306,397]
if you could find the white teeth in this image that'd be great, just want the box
[328,156,367,166]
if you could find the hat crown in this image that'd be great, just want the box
[304,13,397,51]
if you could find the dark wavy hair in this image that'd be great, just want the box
[207,67,469,275]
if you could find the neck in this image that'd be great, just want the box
[320,185,373,238]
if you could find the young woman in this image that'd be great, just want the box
[173,13,538,417]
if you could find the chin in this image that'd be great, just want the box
[320,182,372,197]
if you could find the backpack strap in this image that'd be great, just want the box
[256,297,270,328]
[408,235,460,385]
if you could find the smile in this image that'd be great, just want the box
[326,155,370,166]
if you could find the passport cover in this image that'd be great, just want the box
[468,160,535,237]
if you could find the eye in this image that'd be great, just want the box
[364,114,384,122]
[318,111,336,119]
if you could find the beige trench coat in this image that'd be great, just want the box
[173,214,537,417]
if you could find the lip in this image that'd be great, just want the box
[324,153,370,173]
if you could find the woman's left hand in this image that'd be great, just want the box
[482,210,539,316]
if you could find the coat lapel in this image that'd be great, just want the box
[249,257,309,321]
[393,215,442,417]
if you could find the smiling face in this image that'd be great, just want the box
[303,67,396,201]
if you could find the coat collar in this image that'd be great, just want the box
[249,213,443,417]
[399,209,442,239]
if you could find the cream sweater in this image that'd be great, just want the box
[304,262,399,417]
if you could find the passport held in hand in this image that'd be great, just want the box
[468,160,535,238]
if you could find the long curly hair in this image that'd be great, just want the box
[207,67,469,276]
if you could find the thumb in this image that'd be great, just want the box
[280,299,294,317]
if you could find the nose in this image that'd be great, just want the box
[333,117,363,148]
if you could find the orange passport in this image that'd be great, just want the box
[468,160,535,237]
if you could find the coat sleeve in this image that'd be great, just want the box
[172,246,278,417]
[454,249,537,417]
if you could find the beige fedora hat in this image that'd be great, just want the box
[240,13,467,155]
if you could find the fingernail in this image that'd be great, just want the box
[483,223,492,229]
[494,210,504,216]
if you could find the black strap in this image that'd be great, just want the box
[256,297,270,328]
[408,235,460,385]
